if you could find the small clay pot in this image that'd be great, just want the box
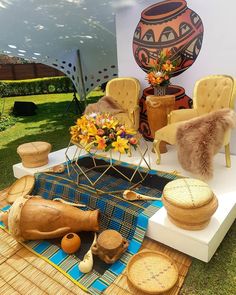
[61,233,81,254]
[92,229,129,264]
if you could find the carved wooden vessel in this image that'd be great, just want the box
[92,229,129,264]
[146,95,175,153]
[1,195,100,241]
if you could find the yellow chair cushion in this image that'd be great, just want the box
[113,112,134,129]
[105,77,141,130]
[106,77,140,112]
[154,121,184,145]
[169,108,199,124]
[193,76,234,114]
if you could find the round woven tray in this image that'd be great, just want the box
[127,250,178,294]
[7,175,35,204]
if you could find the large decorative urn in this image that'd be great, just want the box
[132,0,204,140]
[133,0,204,75]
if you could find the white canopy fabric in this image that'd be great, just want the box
[0,0,143,98]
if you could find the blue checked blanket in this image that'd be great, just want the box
[0,156,178,295]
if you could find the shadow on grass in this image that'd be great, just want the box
[16,101,79,123]
[15,95,102,124]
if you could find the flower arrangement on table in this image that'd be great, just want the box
[70,113,138,154]
[146,49,176,91]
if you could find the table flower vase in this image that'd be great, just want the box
[153,86,167,96]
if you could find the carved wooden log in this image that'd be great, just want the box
[146,95,175,153]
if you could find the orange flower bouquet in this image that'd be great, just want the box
[70,113,138,154]
[146,49,175,88]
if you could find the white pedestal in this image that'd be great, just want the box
[12,143,236,262]
[147,194,236,262]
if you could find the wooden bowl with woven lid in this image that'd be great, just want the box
[162,178,218,230]
[17,141,52,168]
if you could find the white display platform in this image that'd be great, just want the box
[13,145,79,177]
[13,143,236,262]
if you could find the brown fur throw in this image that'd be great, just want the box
[84,95,126,115]
[176,108,236,180]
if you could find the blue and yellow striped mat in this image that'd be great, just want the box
[0,157,178,295]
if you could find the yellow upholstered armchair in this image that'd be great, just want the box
[105,77,141,130]
[153,75,236,167]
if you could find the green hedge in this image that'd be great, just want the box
[0,77,74,97]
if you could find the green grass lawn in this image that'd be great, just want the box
[181,219,236,295]
[0,92,235,294]
[0,91,103,190]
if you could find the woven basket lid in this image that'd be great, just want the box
[162,178,213,209]
[17,141,51,156]
[127,250,178,294]
[7,175,35,204]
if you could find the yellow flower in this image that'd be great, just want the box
[70,113,137,154]
[87,123,98,136]
[162,62,175,72]
[102,118,118,129]
[70,125,79,142]
[112,136,129,154]
[79,134,90,146]
[125,128,137,135]
[95,135,107,150]
[155,76,164,85]
[76,116,87,130]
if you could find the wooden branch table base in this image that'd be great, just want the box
[146,95,175,153]
[0,188,191,295]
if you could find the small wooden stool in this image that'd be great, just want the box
[17,141,52,168]
[162,178,218,230]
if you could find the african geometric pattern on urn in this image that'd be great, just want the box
[132,0,204,76]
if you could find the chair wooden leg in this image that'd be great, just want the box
[225,144,231,168]
[153,139,161,164]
